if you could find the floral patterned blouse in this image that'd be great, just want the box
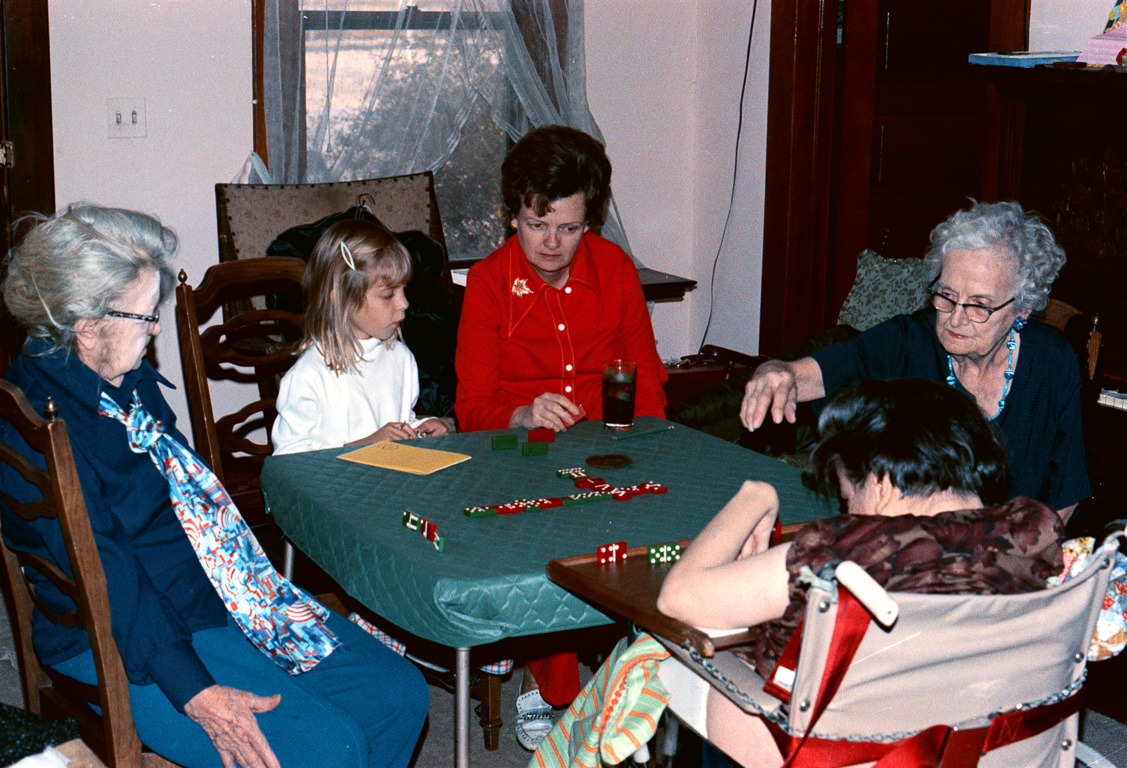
[746,496,1064,678]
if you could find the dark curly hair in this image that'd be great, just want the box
[810,378,1010,505]
[501,125,612,230]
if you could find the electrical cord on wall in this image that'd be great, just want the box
[697,0,758,353]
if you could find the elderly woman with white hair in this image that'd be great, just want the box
[0,204,428,768]
[741,200,1090,521]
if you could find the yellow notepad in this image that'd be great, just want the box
[338,441,471,475]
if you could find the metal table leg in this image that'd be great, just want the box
[456,646,471,768]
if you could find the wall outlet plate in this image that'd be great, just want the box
[106,98,147,139]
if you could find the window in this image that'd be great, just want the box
[257,0,589,265]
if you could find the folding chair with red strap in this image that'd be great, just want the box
[658,530,1122,768]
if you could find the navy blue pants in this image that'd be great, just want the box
[53,613,429,768]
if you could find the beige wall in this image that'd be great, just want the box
[49,0,252,426]
[586,0,767,358]
[1030,0,1113,49]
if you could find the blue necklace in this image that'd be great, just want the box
[946,325,1018,421]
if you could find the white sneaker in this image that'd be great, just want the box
[515,689,555,751]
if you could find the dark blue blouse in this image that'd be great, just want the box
[1,341,227,710]
[812,309,1092,510]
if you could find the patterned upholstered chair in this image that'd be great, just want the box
[215,173,448,268]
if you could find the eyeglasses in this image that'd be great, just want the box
[106,308,160,325]
[929,292,1014,324]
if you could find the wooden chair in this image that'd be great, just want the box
[0,380,176,767]
[174,257,306,528]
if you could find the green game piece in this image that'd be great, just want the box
[522,441,548,456]
[492,434,518,450]
[464,505,497,518]
[648,543,682,564]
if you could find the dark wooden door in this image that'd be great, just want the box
[0,0,54,374]
[760,0,1027,355]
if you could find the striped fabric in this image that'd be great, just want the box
[99,391,338,674]
[531,636,670,768]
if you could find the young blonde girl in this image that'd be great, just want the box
[272,219,453,455]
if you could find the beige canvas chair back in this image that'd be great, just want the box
[214,173,447,264]
[662,536,1117,768]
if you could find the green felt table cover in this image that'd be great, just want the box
[260,417,836,649]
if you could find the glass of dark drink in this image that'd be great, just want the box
[601,359,637,430]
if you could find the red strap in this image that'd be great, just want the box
[764,617,804,702]
[766,688,1083,768]
[781,588,874,767]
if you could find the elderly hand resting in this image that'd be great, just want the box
[509,392,586,431]
[184,685,282,768]
[740,357,825,432]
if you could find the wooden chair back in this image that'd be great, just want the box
[214,172,448,267]
[174,257,305,522]
[1042,298,1102,382]
[0,380,144,767]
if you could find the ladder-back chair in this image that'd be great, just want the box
[0,379,164,767]
[174,257,305,527]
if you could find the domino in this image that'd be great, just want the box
[522,441,549,456]
[492,434,519,450]
[648,543,682,564]
[402,511,445,553]
[597,541,628,563]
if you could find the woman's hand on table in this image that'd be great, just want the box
[510,393,584,431]
[185,684,282,768]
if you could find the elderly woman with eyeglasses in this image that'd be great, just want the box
[740,200,1090,521]
[1,205,428,768]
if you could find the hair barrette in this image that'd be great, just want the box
[339,241,357,271]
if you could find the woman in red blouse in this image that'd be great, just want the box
[455,125,666,433]
[454,126,667,749]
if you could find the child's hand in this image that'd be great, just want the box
[368,422,419,443]
[416,418,453,437]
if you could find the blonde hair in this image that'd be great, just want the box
[3,204,177,355]
[299,219,412,374]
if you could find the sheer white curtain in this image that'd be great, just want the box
[255,0,634,262]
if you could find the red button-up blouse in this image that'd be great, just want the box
[455,233,667,432]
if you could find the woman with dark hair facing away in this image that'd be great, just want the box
[741,201,1090,522]
[455,126,667,749]
[660,378,1064,767]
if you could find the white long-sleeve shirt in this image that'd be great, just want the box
[272,337,425,455]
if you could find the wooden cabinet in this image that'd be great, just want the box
[760,0,1025,354]
[983,66,1127,384]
